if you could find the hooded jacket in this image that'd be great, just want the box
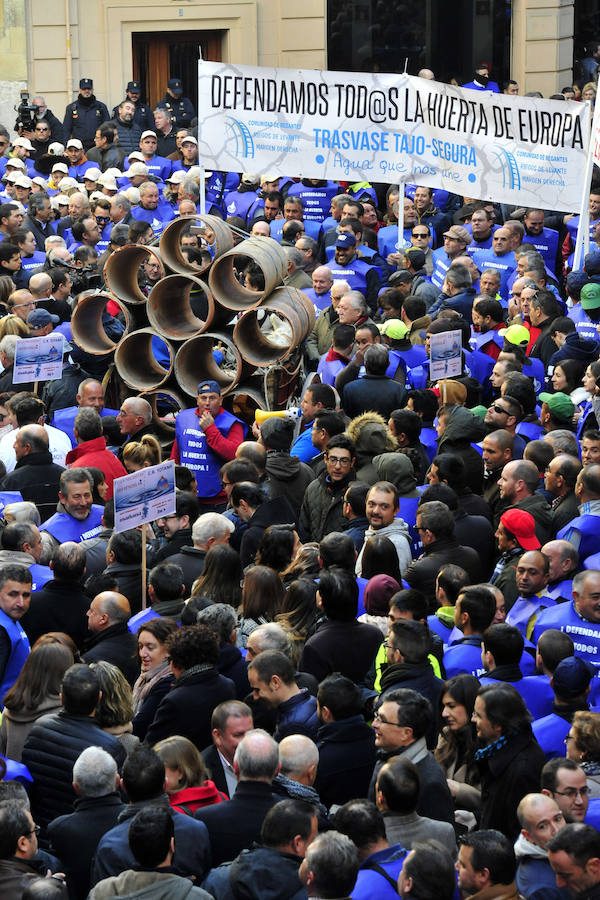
[264,451,315,519]
[299,469,355,542]
[89,867,211,900]
[514,834,566,900]
[356,517,413,577]
[437,404,486,494]
[548,331,600,370]
[373,452,420,498]
[347,412,398,484]
[201,845,305,900]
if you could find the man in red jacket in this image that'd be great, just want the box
[66,407,127,498]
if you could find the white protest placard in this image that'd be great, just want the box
[197,62,590,212]
[429,330,462,381]
[13,335,64,384]
[113,460,176,534]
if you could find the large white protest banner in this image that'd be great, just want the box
[197,63,590,213]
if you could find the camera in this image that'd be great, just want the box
[14,90,38,133]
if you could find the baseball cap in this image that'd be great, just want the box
[51,162,68,174]
[27,309,59,328]
[581,282,600,310]
[166,170,187,184]
[261,173,279,183]
[5,172,21,184]
[404,247,426,269]
[123,187,140,205]
[97,174,118,190]
[66,139,83,150]
[539,391,575,420]
[14,175,32,189]
[197,380,221,395]
[443,225,471,244]
[127,162,149,178]
[83,168,101,183]
[379,319,409,340]
[89,191,105,202]
[12,137,33,151]
[499,508,540,551]
[127,81,141,93]
[128,152,145,164]
[336,232,357,249]
[502,323,530,346]
[566,270,589,295]
[585,250,600,276]
[181,136,198,146]
[552,657,595,700]
[168,78,183,95]
[58,178,79,191]
[79,78,93,90]
[32,176,47,189]
[48,142,65,156]
[241,173,260,184]
[140,130,157,141]
[54,194,69,206]
[5,158,26,170]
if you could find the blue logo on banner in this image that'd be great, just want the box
[492,145,521,190]
[226,117,255,159]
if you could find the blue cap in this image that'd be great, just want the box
[566,269,589,296]
[79,78,93,90]
[197,380,221,395]
[335,232,357,249]
[27,309,59,327]
[553,656,595,699]
[168,78,183,95]
[585,250,600,276]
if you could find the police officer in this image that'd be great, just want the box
[156,79,195,129]
[111,81,154,133]
[63,78,110,151]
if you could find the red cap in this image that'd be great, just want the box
[500,508,540,551]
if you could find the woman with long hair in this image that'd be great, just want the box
[360,534,402,584]
[280,542,320,587]
[275,577,319,665]
[132,618,178,740]
[551,359,587,404]
[434,673,482,818]
[238,565,284,648]
[154,734,227,814]
[255,526,298,573]
[122,434,162,473]
[90,660,140,754]
[0,639,75,760]
[191,544,243,608]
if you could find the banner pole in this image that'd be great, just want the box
[199,165,206,217]
[573,98,598,271]
[397,181,405,257]
[141,531,147,610]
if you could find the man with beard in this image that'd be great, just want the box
[109,100,142,156]
[482,429,514,524]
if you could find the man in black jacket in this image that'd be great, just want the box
[25,193,55,252]
[108,100,142,156]
[168,511,233,596]
[48,746,126,900]
[0,425,64,522]
[342,344,407,420]
[21,542,90,650]
[153,491,199,563]
[202,700,254,798]
[82,591,139,685]
[63,78,110,150]
[194,728,280,866]
[21,664,126,835]
[315,673,376,809]
[231,482,297,568]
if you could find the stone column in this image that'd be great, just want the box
[511,0,574,96]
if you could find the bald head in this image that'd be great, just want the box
[517,793,565,849]
[28,272,52,299]
[123,397,152,424]
[93,591,131,625]
[14,424,48,460]
[234,728,280,782]
[278,735,319,786]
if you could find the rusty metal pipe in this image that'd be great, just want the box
[114,327,175,391]
[232,287,316,366]
[104,244,164,305]
[147,273,231,341]
[159,214,234,276]
[208,237,287,311]
[70,292,130,355]
[174,331,253,397]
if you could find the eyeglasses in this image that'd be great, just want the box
[24,825,40,838]
[416,525,427,533]
[95,215,110,224]
[326,455,352,466]
[373,712,403,726]
[492,405,509,416]
[553,787,590,799]
[35,128,50,133]
[412,231,429,237]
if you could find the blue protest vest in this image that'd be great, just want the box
[377,225,414,259]
[41,505,104,544]
[328,258,377,297]
[420,427,437,462]
[469,329,504,354]
[430,248,452,289]
[53,405,119,447]
[532,601,600,666]
[464,347,495,385]
[302,287,331,317]
[128,607,160,634]
[30,563,53,592]
[287,181,340,223]
[557,514,600,563]
[545,578,574,602]
[576,320,600,342]
[21,251,46,272]
[522,228,559,274]
[566,215,600,244]
[388,346,427,378]
[577,401,595,439]
[444,637,486,678]
[427,613,451,644]
[518,675,555,721]
[270,218,320,243]
[206,171,240,214]
[466,234,494,256]
[223,189,260,225]
[175,407,245,499]
[506,595,556,638]
[516,420,544,441]
[0,492,23,515]
[130,203,175,236]
[317,356,345,387]
[0,608,30,705]
[1,755,32,783]
[533,713,571,757]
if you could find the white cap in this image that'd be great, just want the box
[55,194,69,205]
[5,158,26,171]
[66,139,83,150]
[48,142,65,155]
[140,130,157,141]
[181,135,197,146]
[32,176,47,189]
[5,172,21,183]
[98,174,118,190]
[89,190,105,201]
[123,186,140,205]
[261,173,279,183]
[128,162,149,177]
[167,170,187,184]
[58,177,80,191]
[127,152,145,163]
[52,162,68,174]
[15,175,33,188]
[104,167,123,179]
[13,137,33,151]
[83,167,101,182]
[241,173,260,184]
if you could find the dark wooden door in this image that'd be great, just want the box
[132,30,223,111]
